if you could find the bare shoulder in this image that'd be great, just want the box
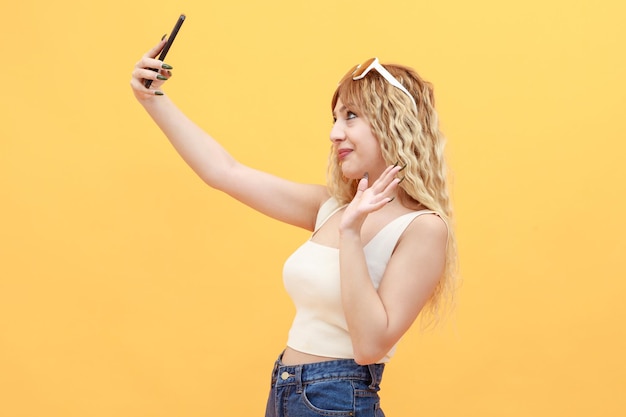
[387,212,448,289]
[399,212,448,248]
[380,211,448,322]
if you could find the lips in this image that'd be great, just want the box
[338,149,352,160]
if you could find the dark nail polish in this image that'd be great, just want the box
[161,34,167,41]
[156,74,168,80]
[363,172,369,180]
[161,63,173,70]
[399,163,408,171]
[388,197,395,203]
[155,91,164,96]
[397,176,406,184]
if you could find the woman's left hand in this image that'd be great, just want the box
[339,164,404,234]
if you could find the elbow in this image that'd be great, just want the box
[354,355,377,366]
[352,344,389,366]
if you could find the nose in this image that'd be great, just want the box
[330,120,346,143]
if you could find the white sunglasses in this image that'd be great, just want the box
[341,57,417,113]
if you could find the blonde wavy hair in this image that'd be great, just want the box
[329,61,458,325]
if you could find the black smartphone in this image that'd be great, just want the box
[144,14,186,88]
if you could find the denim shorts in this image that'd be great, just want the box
[264,352,385,417]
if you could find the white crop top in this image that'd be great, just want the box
[283,198,439,363]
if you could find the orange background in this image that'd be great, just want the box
[1,1,625,416]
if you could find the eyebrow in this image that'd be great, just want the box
[332,105,347,118]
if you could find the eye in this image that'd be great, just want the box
[347,111,357,120]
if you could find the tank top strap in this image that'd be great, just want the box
[365,210,442,265]
[314,198,346,232]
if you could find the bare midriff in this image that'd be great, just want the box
[280,346,342,365]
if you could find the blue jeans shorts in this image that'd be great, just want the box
[265,352,385,417]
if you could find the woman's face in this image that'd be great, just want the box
[330,98,387,181]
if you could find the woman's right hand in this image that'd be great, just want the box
[130,38,173,101]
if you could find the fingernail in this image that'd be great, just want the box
[363,172,369,180]
[393,162,399,167]
[397,176,406,184]
[156,74,168,80]
[155,90,164,96]
[162,63,173,70]
[161,34,167,41]
[399,163,408,171]
[167,70,172,77]
[388,197,395,203]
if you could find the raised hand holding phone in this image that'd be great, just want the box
[144,14,186,88]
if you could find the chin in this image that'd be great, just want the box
[340,165,362,180]
[341,171,362,181]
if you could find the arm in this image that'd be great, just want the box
[338,166,447,364]
[130,40,328,230]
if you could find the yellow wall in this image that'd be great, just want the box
[1,1,625,416]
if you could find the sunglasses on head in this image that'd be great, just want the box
[340,57,418,113]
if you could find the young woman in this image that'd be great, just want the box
[131,38,457,417]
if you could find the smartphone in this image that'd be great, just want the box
[144,14,186,88]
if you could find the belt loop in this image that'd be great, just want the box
[367,364,379,391]
[295,365,303,393]
[270,357,280,385]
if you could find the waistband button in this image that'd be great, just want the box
[280,372,291,380]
